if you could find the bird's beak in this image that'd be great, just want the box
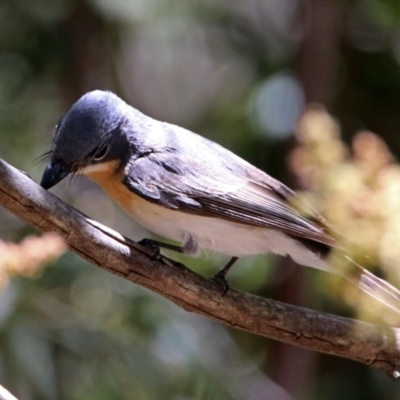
[40,161,70,189]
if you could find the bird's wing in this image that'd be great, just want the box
[124,151,336,249]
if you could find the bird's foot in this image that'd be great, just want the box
[212,271,230,296]
[138,238,183,254]
[138,238,186,264]
[138,238,161,256]
[211,257,238,296]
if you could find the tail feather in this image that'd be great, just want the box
[342,255,400,315]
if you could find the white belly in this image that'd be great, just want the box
[84,167,330,273]
[125,194,331,272]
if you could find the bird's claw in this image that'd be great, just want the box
[138,238,161,256]
[212,272,230,296]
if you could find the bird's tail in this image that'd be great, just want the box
[339,255,400,316]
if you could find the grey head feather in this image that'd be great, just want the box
[52,90,132,167]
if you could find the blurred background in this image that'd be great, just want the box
[1,0,400,399]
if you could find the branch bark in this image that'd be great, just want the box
[1,158,400,378]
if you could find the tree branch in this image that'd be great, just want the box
[0,158,400,378]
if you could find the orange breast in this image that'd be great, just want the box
[85,161,163,220]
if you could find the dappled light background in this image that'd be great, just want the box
[2,0,400,399]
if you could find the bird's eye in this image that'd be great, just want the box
[93,144,110,161]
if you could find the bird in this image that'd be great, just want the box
[40,90,400,314]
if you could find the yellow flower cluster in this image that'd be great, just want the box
[289,106,400,320]
[0,232,66,289]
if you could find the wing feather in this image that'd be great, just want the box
[124,150,336,248]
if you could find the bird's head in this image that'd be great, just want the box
[40,90,131,189]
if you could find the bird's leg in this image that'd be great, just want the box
[138,238,184,255]
[139,239,238,296]
[212,257,239,295]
